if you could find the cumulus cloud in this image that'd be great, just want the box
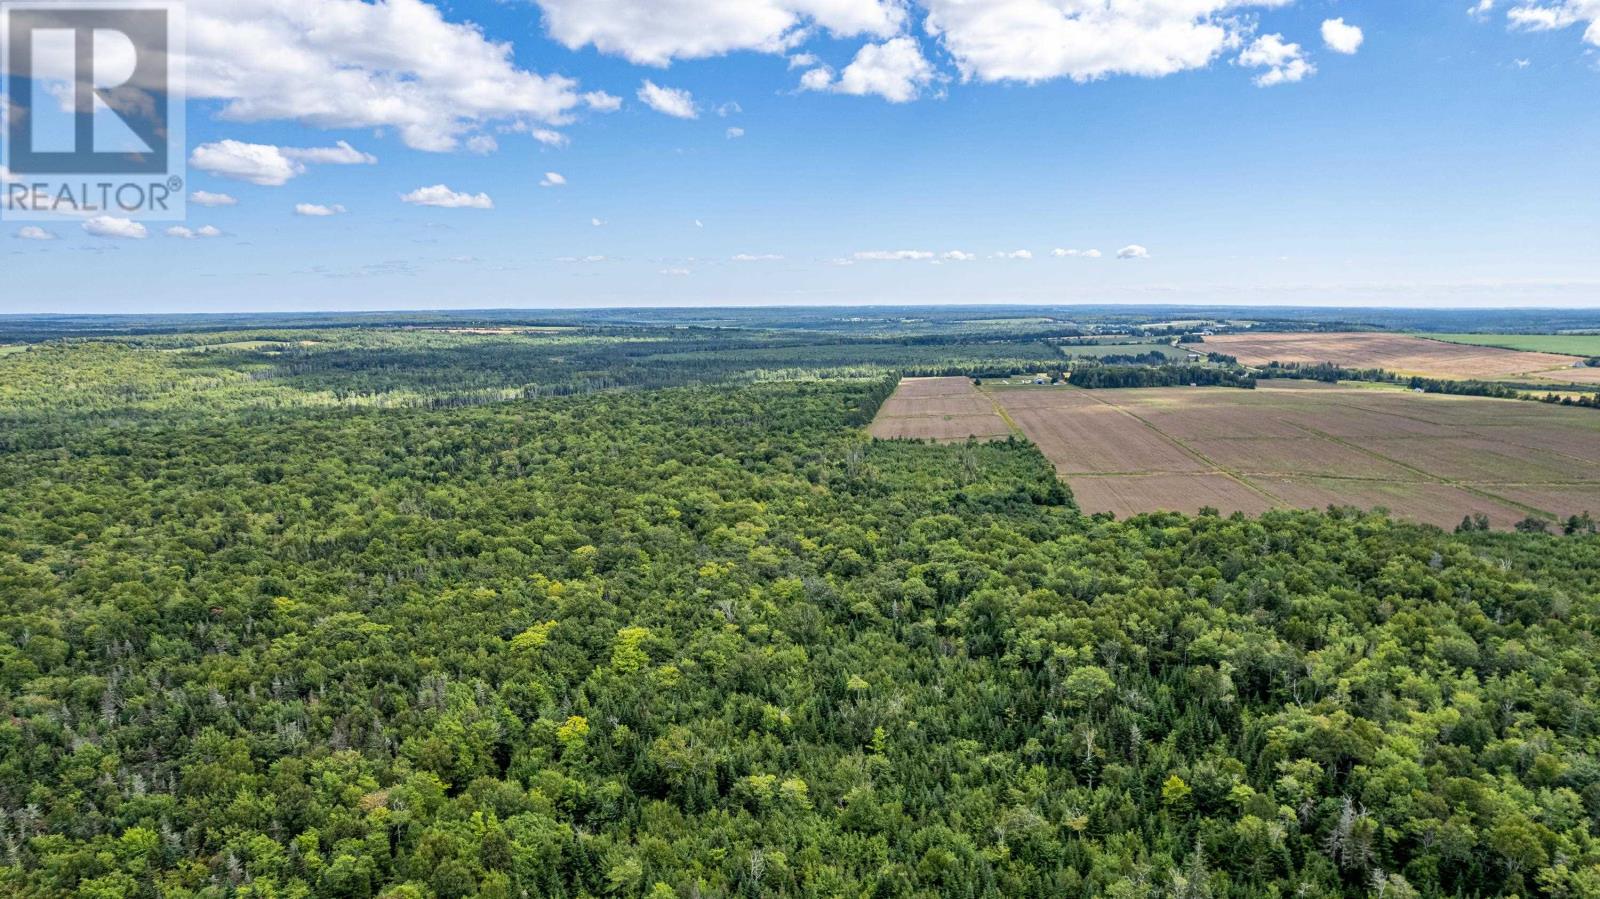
[921,0,1297,84]
[189,140,376,186]
[15,226,57,240]
[942,251,976,261]
[1470,0,1497,20]
[167,225,224,238]
[854,249,935,261]
[993,249,1033,259]
[1053,248,1102,258]
[803,37,937,102]
[1321,18,1365,54]
[83,216,149,239]
[533,0,905,66]
[638,80,698,118]
[1239,34,1315,86]
[190,190,238,207]
[1117,244,1151,259]
[295,203,346,216]
[1506,2,1600,45]
[465,135,499,155]
[400,185,494,209]
[530,128,570,147]
[584,91,623,112]
[541,172,567,187]
[282,141,377,165]
[185,0,585,152]
[727,126,746,138]
[591,217,606,226]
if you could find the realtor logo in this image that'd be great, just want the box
[1,1,185,220]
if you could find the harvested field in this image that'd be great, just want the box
[982,381,1600,529]
[868,377,1012,442]
[1069,474,1276,518]
[1199,332,1581,380]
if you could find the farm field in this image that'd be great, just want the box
[868,378,1600,528]
[866,376,1013,441]
[1427,332,1600,357]
[1198,331,1584,381]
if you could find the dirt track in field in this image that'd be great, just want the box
[1199,332,1583,381]
[957,380,1596,528]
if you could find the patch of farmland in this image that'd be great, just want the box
[987,380,1600,529]
[1247,479,1530,530]
[1184,438,1418,479]
[1069,474,1276,517]
[1200,332,1580,380]
[1005,403,1207,475]
[1470,485,1600,524]
[1428,333,1600,357]
[868,377,1012,442]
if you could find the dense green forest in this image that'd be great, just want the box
[2,322,1599,898]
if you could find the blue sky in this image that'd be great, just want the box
[3,0,1599,314]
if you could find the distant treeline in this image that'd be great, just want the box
[1069,365,1256,389]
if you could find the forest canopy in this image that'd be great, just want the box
[1,321,1598,898]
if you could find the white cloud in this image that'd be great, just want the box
[800,67,836,90]
[1053,248,1102,258]
[1321,18,1365,54]
[1117,244,1151,259]
[854,249,935,261]
[660,267,692,276]
[717,102,744,117]
[942,250,976,261]
[993,249,1033,260]
[466,135,500,155]
[1239,34,1315,86]
[400,185,494,209]
[189,140,375,186]
[1515,56,1533,66]
[1470,0,1497,20]
[531,128,570,146]
[167,225,225,238]
[584,91,623,112]
[190,141,301,186]
[806,37,936,102]
[694,219,705,228]
[1506,2,1600,45]
[83,216,149,239]
[185,0,584,152]
[638,80,698,118]
[15,226,57,240]
[533,0,905,66]
[282,141,377,165]
[295,203,347,216]
[541,172,568,187]
[921,0,1296,84]
[727,126,746,138]
[591,217,606,226]
[789,52,820,69]
[190,190,238,207]
[733,253,784,261]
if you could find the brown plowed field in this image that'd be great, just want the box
[1200,332,1581,380]
[976,381,1600,529]
[1069,474,1277,517]
[867,377,1012,442]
